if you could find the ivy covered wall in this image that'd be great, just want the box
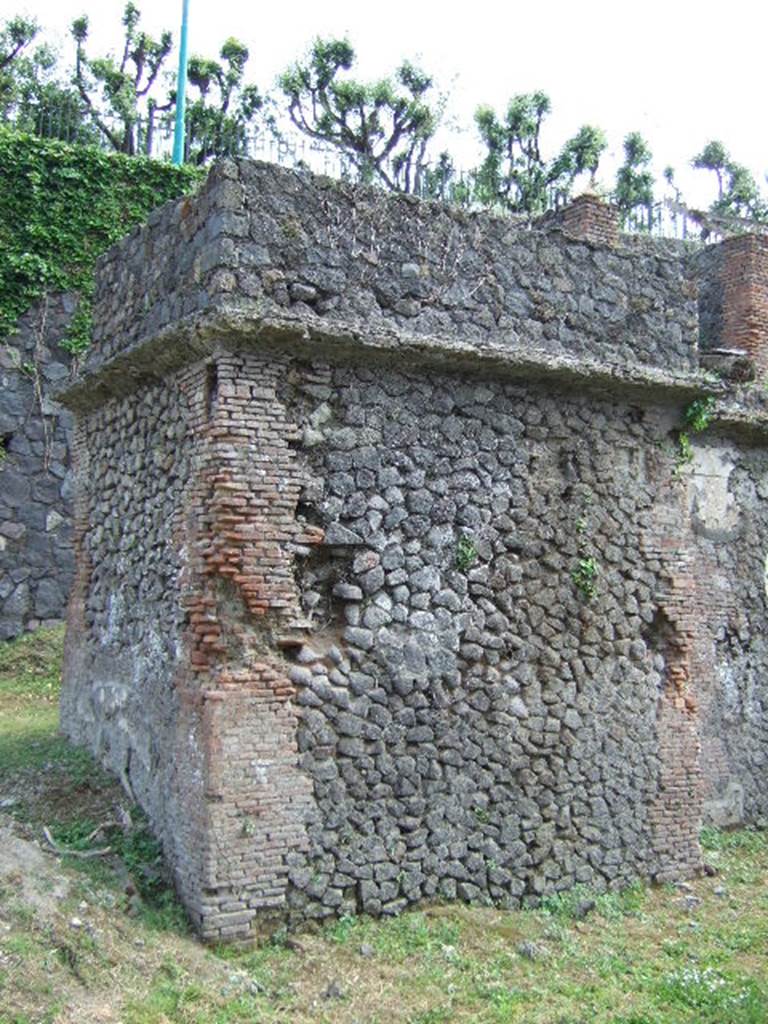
[0,131,203,639]
[0,129,202,351]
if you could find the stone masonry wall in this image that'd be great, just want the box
[58,161,768,941]
[0,293,76,639]
[278,355,704,916]
[84,161,699,379]
[64,346,714,937]
[60,362,214,917]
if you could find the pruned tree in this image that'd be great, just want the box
[0,15,38,113]
[472,92,606,214]
[185,37,267,164]
[71,2,173,155]
[0,15,37,74]
[0,14,91,143]
[693,140,766,221]
[279,38,443,193]
[613,132,656,227]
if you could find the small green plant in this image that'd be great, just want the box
[455,535,477,572]
[571,556,598,599]
[674,396,717,476]
[676,430,694,470]
[329,914,360,945]
[684,396,717,433]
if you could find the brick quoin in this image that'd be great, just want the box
[720,234,768,379]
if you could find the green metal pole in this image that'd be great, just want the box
[172,0,190,165]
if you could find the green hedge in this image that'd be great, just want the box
[0,129,203,352]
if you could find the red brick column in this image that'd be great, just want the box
[178,350,321,941]
[558,194,620,247]
[642,477,704,881]
[720,234,768,379]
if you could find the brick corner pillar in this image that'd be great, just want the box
[719,233,768,379]
[558,193,620,247]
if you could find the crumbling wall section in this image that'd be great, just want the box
[181,351,321,939]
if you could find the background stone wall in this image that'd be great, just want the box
[0,293,76,639]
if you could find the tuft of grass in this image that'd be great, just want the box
[540,882,646,921]
[700,826,767,853]
[653,966,768,1022]
[121,978,207,1024]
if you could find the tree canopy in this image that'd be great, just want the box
[185,37,268,164]
[612,132,656,227]
[471,92,606,214]
[1,8,767,226]
[693,140,766,221]
[279,38,441,193]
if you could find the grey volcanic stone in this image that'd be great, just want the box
[0,294,75,638]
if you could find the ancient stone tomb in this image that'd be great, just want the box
[60,161,768,941]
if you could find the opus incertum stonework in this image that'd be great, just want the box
[51,160,768,941]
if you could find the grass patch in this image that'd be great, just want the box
[0,626,188,937]
[325,910,461,960]
[701,826,768,853]
[540,881,647,921]
[653,966,768,1022]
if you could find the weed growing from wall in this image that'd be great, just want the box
[571,556,599,599]
[684,396,717,433]
[571,491,599,600]
[455,535,477,572]
[675,395,717,473]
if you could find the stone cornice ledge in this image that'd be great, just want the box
[58,304,768,435]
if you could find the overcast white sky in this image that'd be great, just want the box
[7,0,768,206]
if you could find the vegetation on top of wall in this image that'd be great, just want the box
[0,128,202,352]
[4,6,767,225]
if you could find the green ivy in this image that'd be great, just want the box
[0,128,203,352]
